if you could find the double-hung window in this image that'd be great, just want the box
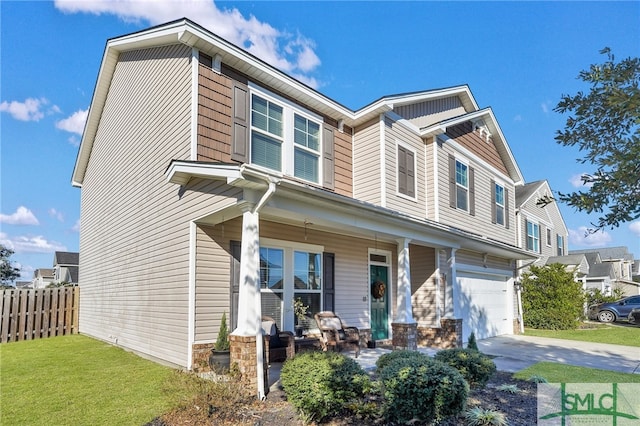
[250,87,322,184]
[557,235,564,256]
[526,220,540,252]
[494,183,505,226]
[455,160,469,211]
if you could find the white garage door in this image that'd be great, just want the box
[457,272,512,342]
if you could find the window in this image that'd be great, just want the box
[250,88,322,184]
[397,144,416,198]
[557,235,564,256]
[259,247,284,324]
[546,228,552,246]
[455,160,469,211]
[293,251,322,329]
[494,183,505,226]
[526,220,540,252]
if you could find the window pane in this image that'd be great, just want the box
[252,94,267,114]
[252,131,282,171]
[294,148,318,182]
[495,184,504,205]
[294,292,321,329]
[261,292,283,328]
[260,247,283,289]
[293,114,320,151]
[294,251,322,290]
[496,205,504,225]
[307,121,319,151]
[457,186,468,211]
[456,161,468,187]
[252,95,282,137]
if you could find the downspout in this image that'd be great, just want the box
[239,165,279,400]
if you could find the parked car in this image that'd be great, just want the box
[588,295,640,323]
[628,307,640,326]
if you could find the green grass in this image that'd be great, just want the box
[524,324,640,347]
[514,362,640,383]
[0,335,178,425]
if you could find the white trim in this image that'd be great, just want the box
[395,139,418,202]
[368,248,393,339]
[444,137,515,185]
[379,114,387,207]
[433,136,439,222]
[454,157,470,213]
[187,221,197,369]
[259,237,324,254]
[190,48,199,161]
[456,264,513,279]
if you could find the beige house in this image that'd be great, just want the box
[72,18,537,396]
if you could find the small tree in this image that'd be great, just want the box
[1,245,20,286]
[521,264,584,330]
[467,332,479,351]
[214,312,230,351]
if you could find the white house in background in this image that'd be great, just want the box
[569,247,639,296]
[31,268,54,289]
[53,251,79,286]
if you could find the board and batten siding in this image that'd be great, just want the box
[394,96,466,129]
[79,44,232,367]
[383,115,427,219]
[436,143,517,247]
[352,118,382,205]
[410,245,438,326]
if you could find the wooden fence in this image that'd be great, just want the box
[1,287,79,343]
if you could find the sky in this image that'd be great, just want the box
[1,1,639,282]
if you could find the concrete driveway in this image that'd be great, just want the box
[476,334,640,374]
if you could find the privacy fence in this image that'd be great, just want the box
[1,287,79,343]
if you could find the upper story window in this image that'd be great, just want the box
[397,143,416,198]
[448,154,475,215]
[455,160,469,211]
[546,228,552,246]
[526,220,540,252]
[249,88,322,184]
[557,234,564,256]
[494,183,505,226]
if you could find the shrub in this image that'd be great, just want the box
[375,349,429,372]
[379,356,468,424]
[434,348,496,388]
[464,407,507,426]
[280,351,370,423]
[467,332,479,351]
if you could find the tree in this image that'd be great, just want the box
[554,48,640,232]
[521,264,584,330]
[1,244,21,286]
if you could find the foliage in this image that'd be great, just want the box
[464,407,508,426]
[524,324,640,347]
[293,297,309,325]
[526,375,549,384]
[433,348,496,388]
[585,287,625,306]
[280,351,371,423]
[46,281,76,288]
[496,384,520,394]
[554,48,640,232]
[467,331,479,351]
[514,361,640,383]
[378,355,468,424]
[521,264,585,330]
[1,244,21,285]
[375,349,429,372]
[214,312,230,351]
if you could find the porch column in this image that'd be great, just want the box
[392,238,416,350]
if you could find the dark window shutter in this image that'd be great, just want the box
[406,149,415,197]
[230,240,241,331]
[323,126,335,190]
[538,224,544,253]
[504,188,510,229]
[448,155,456,208]
[490,179,497,224]
[469,166,476,216]
[231,82,250,163]
[199,52,213,68]
[323,252,335,312]
[398,146,407,195]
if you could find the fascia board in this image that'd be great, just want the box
[165,161,241,185]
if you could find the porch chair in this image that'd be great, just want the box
[261,316,295,363]
[314,311,360,358]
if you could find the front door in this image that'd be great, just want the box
[370,264,389,340]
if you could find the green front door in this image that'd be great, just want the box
[370,265,389,340]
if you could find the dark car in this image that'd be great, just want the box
[628,307,640,325]
[588,295,640,323]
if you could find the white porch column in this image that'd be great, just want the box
[233,208,262,336]
[395,238,415,323]
[446,248,457,318]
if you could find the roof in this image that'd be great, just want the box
[587,263,615,279]
[515,180,546,207]
[569,246,634,262]
[34,268,54,278]
[545,254,586,266]
[54,251,79,266]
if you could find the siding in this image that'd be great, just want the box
[395,96,466,129]
[410,245,438,326]
[456,250,513,271]
[437,143,517,246]
[334,127,353,197]
[447,121,508,175]
[353,118,382,204]
[197,63,233,162]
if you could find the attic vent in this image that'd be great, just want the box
[471,118,492,143]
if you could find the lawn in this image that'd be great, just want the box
[514,361,640,383]
[0,335,179,425]
[524,323,640,347]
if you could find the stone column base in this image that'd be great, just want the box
[416,318,462,348]
[230,334,268,397]
[391,322,417,350]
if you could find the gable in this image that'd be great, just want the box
[445,120,509,176]
[393,95,467,129]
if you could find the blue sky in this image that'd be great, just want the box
[1,1,639,281]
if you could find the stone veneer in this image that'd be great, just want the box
[416,318,462,348]
[191,342,215,372]
[230,335,268,396]
[391,322,418,350]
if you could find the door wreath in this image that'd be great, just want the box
[371,280,386,299]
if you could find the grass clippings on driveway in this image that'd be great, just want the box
[525,323,640,347]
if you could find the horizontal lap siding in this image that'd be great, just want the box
[519,188,566,264]
[410,245,438,326]
[80,44,208,367]
[353,119,381,204]
[395,96,466,129]
[425,138,437,219]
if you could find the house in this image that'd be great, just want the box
[31,268,54,289]
[72,18,536,396]
[569,247,639,296]
[53,251,79,286]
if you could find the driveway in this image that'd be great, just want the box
[477,334,640,374]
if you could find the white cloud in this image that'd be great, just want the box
[0,206,39,225]
[56,108,88,135]
[49,208,65,222]
[0,98,56,122]
[629,221,640,238]
[72,219,81,233]
[1,234,66,254]
[541,100,552,114]
[568,227,612,247]
[16,263,35,281]
[513,114,522,122]
[68,136,81,147]
[54,0,321,87]
[569,173,594,188]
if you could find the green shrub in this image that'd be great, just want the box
[280,351,370,423]
[434,348,496,388]
[464,407,507,426]
[379,356,468,424]
[467,332,479,351]
[375,349,429,372]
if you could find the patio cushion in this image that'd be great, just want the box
[320,317,342,330]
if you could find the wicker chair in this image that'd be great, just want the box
[314,311,360,357]
[261,316,294,363]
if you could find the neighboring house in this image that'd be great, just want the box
[31,269,54,289]
[72,18,536,395]
[53,251,79,285]
[569,247,639,296]
[15,281,32,289]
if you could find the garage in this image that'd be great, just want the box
[456,271,513,342]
